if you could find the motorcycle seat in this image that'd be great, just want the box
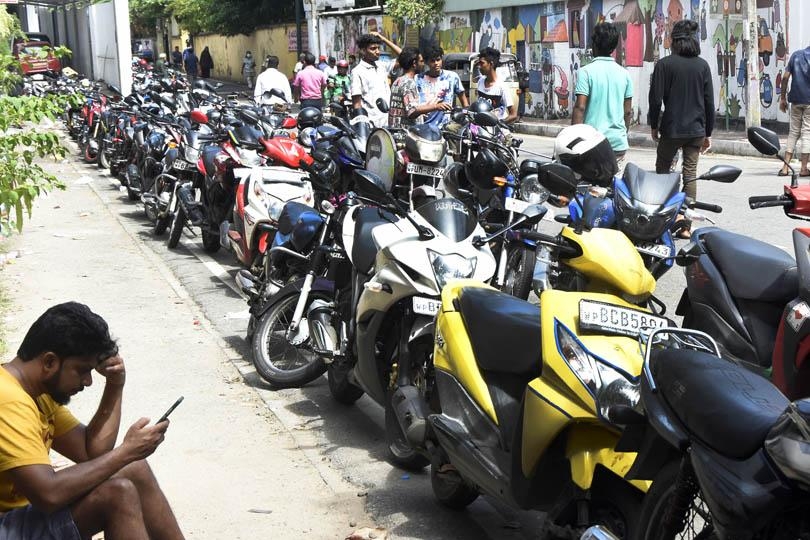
[351,206,396,275]
[651,348,789,459]
[701,228,797,303]
[457,287,541,379]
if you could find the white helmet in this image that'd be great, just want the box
[554,124,618,186]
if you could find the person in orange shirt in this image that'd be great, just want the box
[0,302,183,540]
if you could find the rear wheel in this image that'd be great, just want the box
[327,362,364,405]
[430,461,479,510]
[635,461,713,540]
[167,207,185,248]
[250,291,329,388]
[202,229,220,253]
[98,138,111,170]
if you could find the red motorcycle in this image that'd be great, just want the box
[676,126,810,399]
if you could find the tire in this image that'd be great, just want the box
[83,136,98,164]
[250,291,328,388]
[153,209,171,236]
[635,461,713,540]
[167,207,185,248]
[501,245,536,300]
[202,229,220,253]
[98,138,111,170]
[126,185,139,202]
[384,390,430,471]
[327,362,364,405]
[430,461,479,510]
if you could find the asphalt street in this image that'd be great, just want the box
[63,133,797,539]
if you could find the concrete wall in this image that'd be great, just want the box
[428,0,798,126]
[184,24,306,81]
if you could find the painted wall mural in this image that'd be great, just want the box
[436,0,791,124]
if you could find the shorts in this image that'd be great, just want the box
[0,505,80,540]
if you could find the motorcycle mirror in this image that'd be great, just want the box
[539,163,578,198]
[189,109,209,124]
[748,127,781,156]
[352,170,389,200]
[240,108,260,124]
[375,98,389,113]
[107,84,121,95]
[282,117,297,129]
[698,164,742,183]
[268,88,287,101]
[473,111,499,127]
[521,204,549,225]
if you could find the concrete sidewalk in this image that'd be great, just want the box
[0,157,370,538]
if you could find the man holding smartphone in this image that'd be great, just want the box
[0,302,184,540]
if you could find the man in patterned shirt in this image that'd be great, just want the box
[416,45,469,128]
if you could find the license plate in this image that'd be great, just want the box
[635,242,674,259]
[173,159,191,171]
[407,163,445,178]
[579,300,668,338]
[504,197,530,214]
[413,296,442,316]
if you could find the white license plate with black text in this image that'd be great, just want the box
[635,242,674,259]
[579,300,668,338]
[173,160,191,171]
[504,197,530,214]
[407,163,445,178]
[413,296,442,316]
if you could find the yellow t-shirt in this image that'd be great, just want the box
[0,365,80,510]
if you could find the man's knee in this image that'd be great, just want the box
[98,477,140,508]
[116,459,154,488]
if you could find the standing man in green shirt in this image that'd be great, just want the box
[572,22,634,171]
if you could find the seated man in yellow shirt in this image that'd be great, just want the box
[0,302,183,540]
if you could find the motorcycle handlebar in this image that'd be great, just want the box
[513,230,580,258]
[688,200,723,213]
[749,194,793,210]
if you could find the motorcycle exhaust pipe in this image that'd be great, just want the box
[391,385,429,447]
[235,269,259,298]
[306,299,338,355]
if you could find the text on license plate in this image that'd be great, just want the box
[407,163,445,178]
[173,160,190,170]
[635,242,673,259]
[504,197,530,214]
[579,299,668,338]
[413,296,442,316]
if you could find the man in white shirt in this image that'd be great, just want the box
[254,56,293,105]
[350,34,392,128]
[293,53,305,75]
[476,46,517,124]
[324,57,338,78]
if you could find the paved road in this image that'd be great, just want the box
[72,133,796,539]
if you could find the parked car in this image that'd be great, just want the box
[13,40,61,75]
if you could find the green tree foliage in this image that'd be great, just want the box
[385,0,443,27]
[0,12,70,234]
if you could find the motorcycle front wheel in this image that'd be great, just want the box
[501,245,535,301]
[327,362,364,405]
[98,138,111,170]
[251,291,329,388]
[167,207,185,248]
[635,461,713,540]
[201,229,220,253]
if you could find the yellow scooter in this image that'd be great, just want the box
[421,165,665,537]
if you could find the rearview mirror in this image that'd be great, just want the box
[539,163,578,198]
[352,170,389,200]
[376,98,389,113]
[474,111,499,127]
[698,164,742,183]
[748,127,781,156]
[522,204,548,225]
[107,84,121,95]
[269,88,286,101]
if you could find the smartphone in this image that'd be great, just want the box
[157,396,184,424]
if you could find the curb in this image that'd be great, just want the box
[512,122,762,158]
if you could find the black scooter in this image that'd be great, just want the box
[618,327,810,540]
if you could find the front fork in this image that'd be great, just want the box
[494,209,516,286]
[286,214,332,337]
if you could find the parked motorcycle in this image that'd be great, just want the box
[676,126,810,400]
[619,326,810,540]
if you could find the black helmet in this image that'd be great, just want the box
[297,107,322,128]
[468,100,492,114]
[464,147,508,191]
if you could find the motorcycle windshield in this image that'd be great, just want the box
[415,198,478,242]
[623,163,681,205]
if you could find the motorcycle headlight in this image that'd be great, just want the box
[520,174,550,205]
[237,147,262,167]
[184,146,200,164]
[427,250,477,289]
[555,321,640,424]
[615,190,679,242]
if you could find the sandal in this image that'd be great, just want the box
[778,169,790,176]
[801,171,810,177]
